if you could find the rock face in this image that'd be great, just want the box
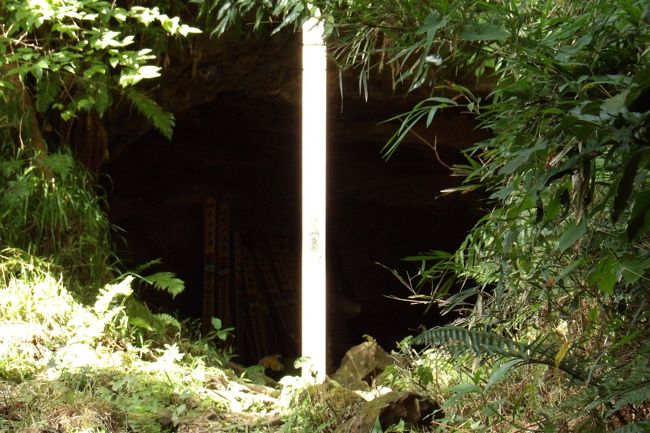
[332,340,393,390]
[101,30,484,366]
[335,391,443,433]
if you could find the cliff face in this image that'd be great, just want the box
[100,30,485,367]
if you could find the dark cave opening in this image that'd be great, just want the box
[100,41,485,368]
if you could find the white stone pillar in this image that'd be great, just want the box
[301,14,327,382]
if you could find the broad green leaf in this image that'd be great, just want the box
[588,255,620,294]
[542,187,567,224]
[35,78,60,112]
[138,65,161,79]
[557,220,587,252]
[498,141,545,175]
[415,365,434,385]
[621,256,650,284]
[489,185,515,200]
[485,359,521,390]
[179,24,201,36]
[417,11,448,36]
[449,383,481,395]
[83,63,107,79]
[30,59,49,81]
[370,416,384,433]
[161,16,181,34]
[554,341,570,367]
[93,82,111,115]
[600,90,629,117]
[460,23,509,41]
[76,97,94,111]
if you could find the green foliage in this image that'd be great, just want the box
[125,87,176,140]
[138,271,186,299]
[0,0,199,148]
[206,0,649,430]
[0,249,256,433]
[194,0,308,37]
[211,317,235,341]
[281,380,365,433]
[0,149,116,297]
[340,0,650,430]
[0,2,288,431]
[0,0,206,303]
[411,326,590,383]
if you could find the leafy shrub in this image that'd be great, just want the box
[201,0,650,430]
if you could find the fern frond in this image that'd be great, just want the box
[124,88,175,139]
[611,421,650,433]
[610,363,650,410]
[614,382,650,409]
[94,275,134,314]
[134,258,163,274]
[142,271,185,298]
[154,313,182,331]
[412,326,527,358]
[412,326,590,382]
[125,297,156,330]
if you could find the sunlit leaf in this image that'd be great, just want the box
[554,341,570,367]
[138,65,161,79]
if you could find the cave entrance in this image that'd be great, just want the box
[104,92,302,366]
[102,33,484,371]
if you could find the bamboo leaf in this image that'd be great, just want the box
[587,255,620,294]
[554,341,570,367]
[557,220,588,252]
[460,23,509,41]
[449,383,482,395]
[485,359,521,391]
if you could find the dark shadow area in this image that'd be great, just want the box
[101,36,485,368]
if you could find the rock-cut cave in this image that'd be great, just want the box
[100,31,485,370]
